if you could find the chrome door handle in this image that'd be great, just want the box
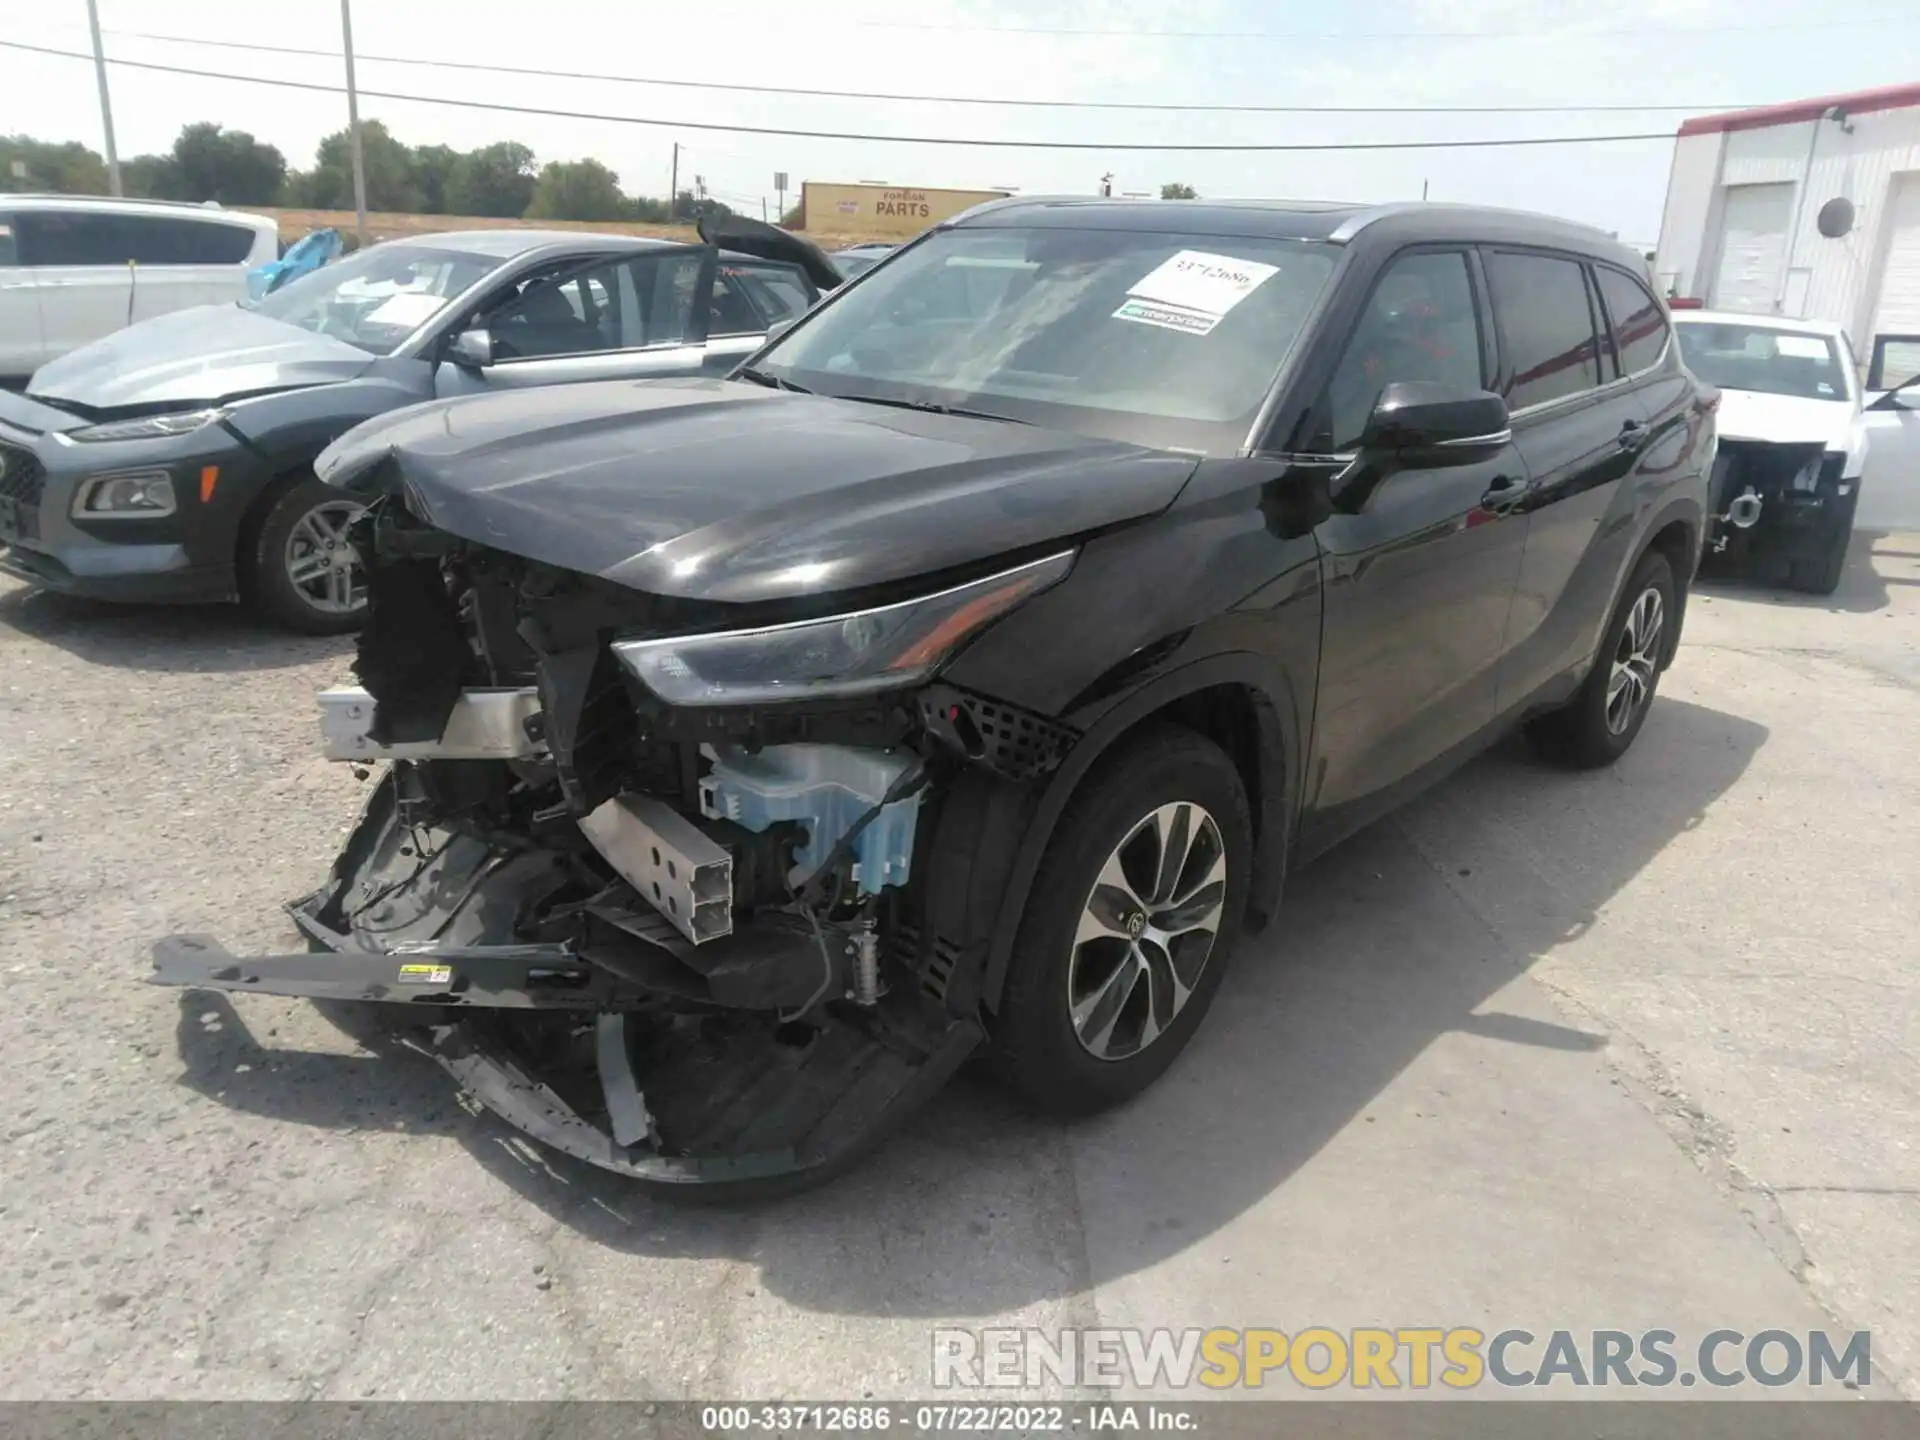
[1480,474,1528,511]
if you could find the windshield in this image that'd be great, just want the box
[1676,322,1851,403]
[759,227,1339,451]
[246,243,502,355]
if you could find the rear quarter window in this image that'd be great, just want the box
[1594,265,1669,376]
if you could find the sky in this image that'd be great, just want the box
[0,0,1914,248]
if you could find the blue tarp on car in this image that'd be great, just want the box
[247,228,344,301]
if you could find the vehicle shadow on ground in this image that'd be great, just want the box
[0,582,350,674]
[170,695,1767,1319]
[1696,527,1899,614]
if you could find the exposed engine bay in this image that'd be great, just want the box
[152,494,1082,1191]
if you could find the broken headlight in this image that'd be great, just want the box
[612,551,1073,706]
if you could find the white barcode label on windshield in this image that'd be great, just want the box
[1113,249,1280,336]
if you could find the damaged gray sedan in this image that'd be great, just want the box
[153,199,1709,1190]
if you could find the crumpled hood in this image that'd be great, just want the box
[317,378,1199,605]
[29,305,375,412]
[1714,387,1859,451]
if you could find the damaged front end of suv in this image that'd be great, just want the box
[147,377,1194,1191]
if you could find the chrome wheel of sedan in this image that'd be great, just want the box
[284,499,367,615]
[1605,586,1663,735]
[1067,801,1228,1062]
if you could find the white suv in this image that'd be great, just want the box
[0,195,279,380]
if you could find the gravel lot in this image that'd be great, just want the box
[1,529,1916,1403]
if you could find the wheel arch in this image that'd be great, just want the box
[979,653,1301,1014]
[1642,511,1698,668]
[234,455,327,571]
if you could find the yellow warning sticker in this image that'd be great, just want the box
[397,963,454,985]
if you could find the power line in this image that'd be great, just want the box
[0,39,1677,152]
[852,12,1898,39]
[86,27,1747,115]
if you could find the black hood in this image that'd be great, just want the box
[316,378,1198,606]
[28,305,375,411]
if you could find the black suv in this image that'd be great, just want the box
[157,199,1714,1192]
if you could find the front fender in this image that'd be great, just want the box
[978,651,1303,1013]
[223,361,435,476]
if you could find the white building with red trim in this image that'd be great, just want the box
[1655,83,1920,387]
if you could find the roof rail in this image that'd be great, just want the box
[1327,200,1620,245]
[0,192,237,212]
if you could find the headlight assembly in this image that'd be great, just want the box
[71,470,177,519]
[67,408,228,444]
[612,551,1074,706]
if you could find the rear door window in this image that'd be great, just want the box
[13,211,258,266]
[733,263,814,326]
[0,223,15,267]
[708,270,766,337]
[17,211,134,266]
[1594,265,1669,377]
[1486,250,1605,411]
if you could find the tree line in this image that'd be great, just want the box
[0,122,732,225]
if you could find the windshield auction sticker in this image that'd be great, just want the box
[1113,249,1281,336]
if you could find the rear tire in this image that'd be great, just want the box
[242,476,369,635]
[991,726,1252,1117]
[1526,549,1675,770]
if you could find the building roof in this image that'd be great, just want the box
[1677,83,1920,139]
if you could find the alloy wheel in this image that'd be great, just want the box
[1606,585,1663,735]
[1066,801,1228,1062]
[284,499,368,615]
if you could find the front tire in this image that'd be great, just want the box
[992,726,1252,1117]
[1526,549,1675,769]
[243,476,369,634]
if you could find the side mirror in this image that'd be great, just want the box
[1332,382,1511,513]
[448,327,494,369]
[1361,381,1510,458]
[764,317,797,345]
[1868,381,1918,411]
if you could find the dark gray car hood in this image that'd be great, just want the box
[317,378,1198,605]
[29,305,376,411]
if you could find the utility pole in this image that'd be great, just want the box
[340,0,369,246]
[85,0,121,196]
[669,142,680,222]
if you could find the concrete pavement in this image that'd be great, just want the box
[0,529,1914,1403]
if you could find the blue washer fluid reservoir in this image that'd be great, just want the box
[697,744,922,896]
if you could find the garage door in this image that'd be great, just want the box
[1872,173,1920,335]
[1710,182,1795,313]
